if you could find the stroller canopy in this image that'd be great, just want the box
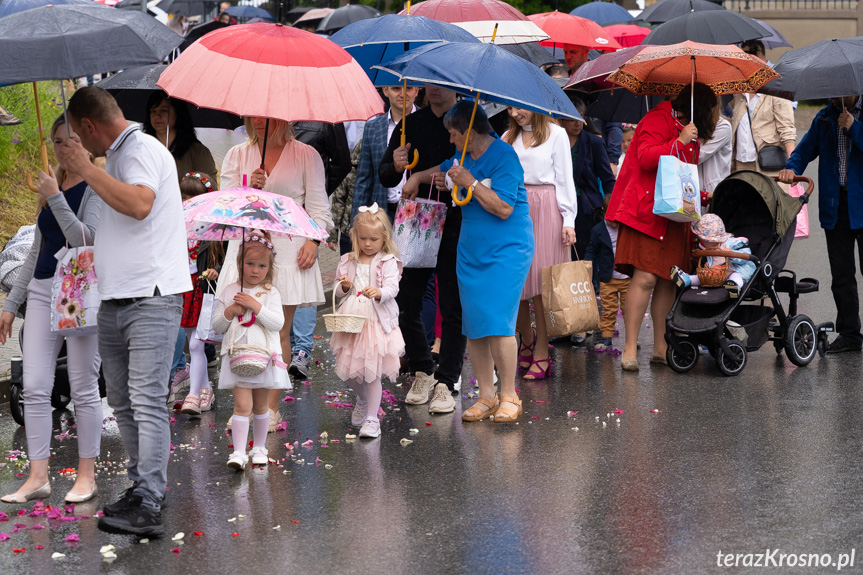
[712,171,803,240]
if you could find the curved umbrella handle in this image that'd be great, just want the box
[452,184,472,206]
[25,142,50,193]
[773,175,814,197]
[403,149,419,170]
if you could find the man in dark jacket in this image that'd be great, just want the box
[292,121,352,196]
[780,95,863,353]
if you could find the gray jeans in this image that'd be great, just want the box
[98,293,182,510]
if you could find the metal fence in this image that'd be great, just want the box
[723,0,857,9]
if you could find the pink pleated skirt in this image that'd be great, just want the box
[330,295,405,384]
[521,184,571,300]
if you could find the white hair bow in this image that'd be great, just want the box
[358,203,380,214]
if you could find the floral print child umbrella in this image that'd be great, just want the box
[183,187,329,242]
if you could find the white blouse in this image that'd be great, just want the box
[221,139,334,233]
[505,123,578,228]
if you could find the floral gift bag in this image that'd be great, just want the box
[50,243,99,336]
[393,197,447,268]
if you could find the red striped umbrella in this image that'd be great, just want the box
[527,11,622,51]
[157,23,383,124]
[402,0,548,45]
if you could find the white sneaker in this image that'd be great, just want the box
[405,372,436,405]
[227,451,248,470]
[249,446,269,465]
[453,375,462,392]
[428,383,455,414]
[351,398,368,427]
[358,418,381,438]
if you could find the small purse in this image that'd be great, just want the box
[747,104,788,171]
[227,314,271,377]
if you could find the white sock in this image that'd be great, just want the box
[728,271,744,288]
[231,415,249,454]
[252,412,269,451]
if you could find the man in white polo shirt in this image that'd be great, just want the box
[58,87,191,538]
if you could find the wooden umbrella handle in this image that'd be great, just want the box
[26,82,50,193]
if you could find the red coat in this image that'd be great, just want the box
[606,101,699,241]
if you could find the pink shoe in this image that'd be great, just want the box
[181,392,201,415]
[199,385,215,412]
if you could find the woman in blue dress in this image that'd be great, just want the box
[402,101,533,423]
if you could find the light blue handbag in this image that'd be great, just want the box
[653,147,701,223]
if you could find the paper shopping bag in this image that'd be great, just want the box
[393,197,447,268]
[196,292,223,344]
[542,260,601,338]
[654,155,701,223]
[788,184,809,239]
[50,245,99,336]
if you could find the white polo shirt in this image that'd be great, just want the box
[96,125,192,299]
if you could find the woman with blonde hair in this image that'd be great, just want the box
[217,117,334,431]
[504,107,577,380]
[0,115,103,504]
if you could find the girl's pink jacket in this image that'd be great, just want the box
[334,252,403,334]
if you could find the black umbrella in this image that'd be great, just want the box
[635,0,724,25]
[157,0,218,17]
[115,0,154,13]
[500,42,559,68]
[0,4,181,189]
[758,37,863,101]
[96,65,243,129]
[180,20,228,50]
[642,10,770,46]
[316,3,380,35]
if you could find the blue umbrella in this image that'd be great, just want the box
[751,18,791,49]
[330,13,480,86]
[375,40,581,205]
[224,5,273,21]
[0,0,90,19]
[569,1,633,25]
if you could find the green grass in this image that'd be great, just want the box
[0,82,64,245]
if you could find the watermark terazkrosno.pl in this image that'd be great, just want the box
[717,550,856,570]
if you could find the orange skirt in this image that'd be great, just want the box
[615,221,692,279]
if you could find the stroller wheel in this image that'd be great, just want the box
[10,385,24,427]
[717,342,747,376]
[784,315,817,367]
[667,339,698,373]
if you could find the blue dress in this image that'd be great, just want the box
[441,138,534,339]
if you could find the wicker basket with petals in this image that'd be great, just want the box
[696,257,729,287]
[323,287,366,333]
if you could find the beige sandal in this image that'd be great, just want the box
[462,394,499,422]
[493,396,522,423]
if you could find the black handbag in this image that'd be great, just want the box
[747,103,788,171]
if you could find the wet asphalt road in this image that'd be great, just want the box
[1,163,863,574]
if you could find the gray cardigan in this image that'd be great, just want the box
[3,185,102,317]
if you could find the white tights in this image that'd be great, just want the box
[184,328,210,396]
[346,377,382,423]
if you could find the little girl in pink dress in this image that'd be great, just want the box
[330,203,405,439]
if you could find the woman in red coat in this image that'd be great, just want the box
[606,83,720,371]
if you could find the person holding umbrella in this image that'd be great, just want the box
[57,87,190,537]
[0,114,103,505]
[779,95,863,354]
[217,116,333,431]
[401,101,533,422]
[380,85,463,414]
[607,82,721,371]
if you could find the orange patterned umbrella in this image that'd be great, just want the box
[606,41,778,97]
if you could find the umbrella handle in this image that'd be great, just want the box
[25,136,50,194]
[400,79,419,170]
[453,184,473,207]
[452,95,480,207]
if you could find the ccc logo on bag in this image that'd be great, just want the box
[570,281,591,295]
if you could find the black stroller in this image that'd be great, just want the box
[665,171,834,376]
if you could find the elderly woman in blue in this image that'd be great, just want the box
[403,101,533,423]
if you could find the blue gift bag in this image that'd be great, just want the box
[653,155,701,223]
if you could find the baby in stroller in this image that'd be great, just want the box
[669,214,756,299]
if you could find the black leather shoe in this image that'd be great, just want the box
[826,335,863,354]
[98,498,165,538]
[103,483,167,516]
